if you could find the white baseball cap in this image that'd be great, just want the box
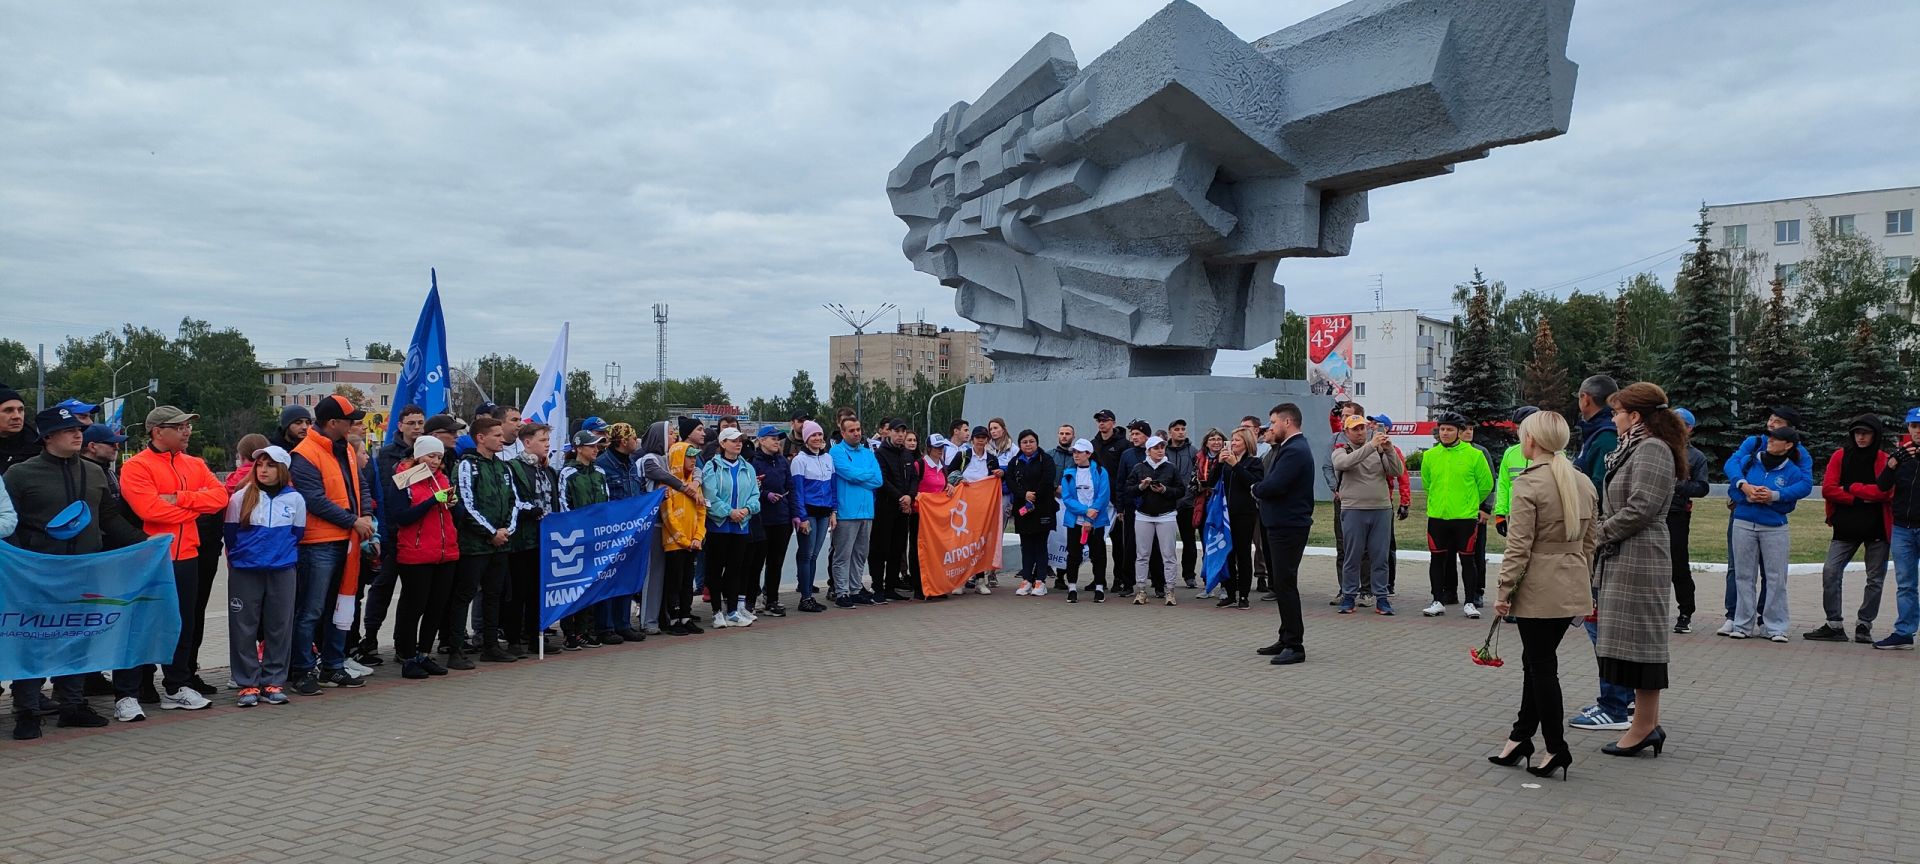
[718,427,743,442]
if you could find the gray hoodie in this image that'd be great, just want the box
[640,421,688,494]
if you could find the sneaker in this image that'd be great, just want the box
[713,612,732,629]
[1197,590,1215,600]
[1033,585,1048,597]
[1164,593,1177,607]
[445,651,476,671]
[1183,578,1198,589]
[351,647,385,667]
[262,686,289,705]
[1093,586,1105,603]
[401,657,429,680]
[236,687,261,707]
[1422,601,1445,617]
[798,597,826,613]
[835,597,856,609]
[1673,614,1692,634]
[643,624,663,636]
[1727,629,1749,639]
[477,644,517,663]
[187,673,220,696]
[291,671,325,694]
[1015,583,1031,596]
[617,627,646,643]
[158,686,212,710]
[1337,596,1356,614]
[882,590,911,602]
[854,591,877,606]
[1871,633,1915,650]
[1463,602,1481,619]
[1329,594,1342,606]
[110,696,145,722]
[343,657,375,677]
[1260,591,1278,602]
[682,618,704,635]
[1568,710,1629,731]
[986,573,999,588]
[976,582,991,596]
[1854,625,1875,645]
[949,584,965,597]
[727,611,753,627]
[1803,623,1848,642]
[562,635,584,652]
[1357,593,1374,608]
[1767,633,1789,643]
[599,631,625,646]
[57,704,110,728]
[762,604,788,618]
[319,668,367,688]
[1067,588,1078,604]
[1132,591,1148,606]
[870,592,890,605]
[1375,598,1395,616]
[420,655,449,676]
[1716,619,1740,637]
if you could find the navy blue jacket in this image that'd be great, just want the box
[1253,432,1315,529]
[1116,445,1146,512]
[597,448,646,501]
[751,447,793,527]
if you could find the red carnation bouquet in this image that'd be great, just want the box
[1470,616,1505,667]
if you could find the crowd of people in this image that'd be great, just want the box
[3,377,1918,770]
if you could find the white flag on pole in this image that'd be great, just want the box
[523,323,569,463]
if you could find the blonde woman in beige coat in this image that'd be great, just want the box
[1488,410,1597,780]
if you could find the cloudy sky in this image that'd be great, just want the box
[3,0,1915,404]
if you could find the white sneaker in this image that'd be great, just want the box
[712,612,731,629]
[727,611,753,627]
[1716,620,1739,637]
[343,658,374,677]
[737,608,758,624]
[1422,601,1446,617]
[1727,629,1748,639]
[1015,584,1031,596]
[977,582,991,595]
[949,585,965,597]
[1032,585,1048,597]
[1463,603,1481,619]
[158,687,211,711]
[1768,633,1788,643]
[114,696,146,722]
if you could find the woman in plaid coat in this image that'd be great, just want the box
[1592,382,1687,759]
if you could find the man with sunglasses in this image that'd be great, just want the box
[121,406,231,710]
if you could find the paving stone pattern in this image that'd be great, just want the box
[1,558,1914,864]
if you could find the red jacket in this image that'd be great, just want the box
[394,465,459,565]
[121,447,231,560]
[1822,447,1893,540]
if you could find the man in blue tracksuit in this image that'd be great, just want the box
[828,415,883,607]
[1719,409,1813,626]
[1725,427,1814,640]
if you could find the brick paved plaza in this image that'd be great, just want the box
[2,556,1914,864]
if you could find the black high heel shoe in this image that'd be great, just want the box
[1601,725,1666,758]
[1487,739,1535,767]
[1526,750,1572,780]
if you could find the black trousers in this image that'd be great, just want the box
[705,532,749,613]
[905,512,924,597]
[1226,508,1257,601]
[1175,505,1198,583]
[871,504,906,593]
[505,548,541,646]
[662,550,697,622]
[1111,510,1134,590]
[1261,525,1308,652]
[163,558,201,692]
[394,560,455,657]
[748,523,793,606]
[452,551,506,649]
[192,514,223,671]
[360,544,402,648]
[1469,520,1490,604]
[1426,518,1482,604]
[1018,523,1052,582]
[1511,617,1573,754]
[1666,509,1695,616]
[1064,525,1107,588]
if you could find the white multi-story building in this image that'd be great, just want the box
[1337,309,1456,424]
[262,357,404,411]
[1705,185,1918,291]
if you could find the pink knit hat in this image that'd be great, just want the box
[801,420,824,442]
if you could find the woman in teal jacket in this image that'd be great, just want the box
[703,428,762,628]
[1059,440,1111,603]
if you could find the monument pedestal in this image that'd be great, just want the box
[961,376,1335,499]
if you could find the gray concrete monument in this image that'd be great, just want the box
[888,0,1575,491]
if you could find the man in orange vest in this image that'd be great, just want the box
[288,395,380,694]
[120,405,231,711]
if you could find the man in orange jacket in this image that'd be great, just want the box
[288,395,380,693]
[120,405,230,710]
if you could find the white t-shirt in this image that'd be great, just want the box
[957,446,993,483]
[1074,467,1095,507]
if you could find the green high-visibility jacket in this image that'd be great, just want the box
[1420,440,1494,520]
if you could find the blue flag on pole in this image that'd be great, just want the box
[1202,479,1232,593]
[539,489,665,630]
[389,270,450,439]
[0,537,183,680]
[522,323,569,464]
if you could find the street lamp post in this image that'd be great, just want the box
[825,303,896,424]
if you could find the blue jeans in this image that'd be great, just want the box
[1891,525,1920,637]
[1584,617,1633,716]
[793,514,831,597]
[293,541,350,675]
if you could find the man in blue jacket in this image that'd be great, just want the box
[1725,427,1814,640]
[829,415,884,607]
[1720,406,1813,623]
[1253,403,1315,667]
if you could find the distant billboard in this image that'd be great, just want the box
[1306,314,1354,399]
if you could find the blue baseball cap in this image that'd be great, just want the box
[35,407,85,436]
[1905,407,1920,425]
[581,416,607,432]
[756,424,783,438]
[1369,414,1392,427]
[54,398,99,415]
[46,500,92,540]
[1673,407,1696,428]
[83,424,127,446]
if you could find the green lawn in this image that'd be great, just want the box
[1312,491,1832,565]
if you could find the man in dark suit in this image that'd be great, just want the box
[1253,403,1315,666]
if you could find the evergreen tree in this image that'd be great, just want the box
[1440,268,1512,435]
[1519,316,1571,419]
[1741,279,1815,433]
[1661,205,1739,461]
[1599,292,1639,384]
[1821,319,1897,446]
[1254,311,1308,379]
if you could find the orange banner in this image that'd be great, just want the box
[916,478,1005,597]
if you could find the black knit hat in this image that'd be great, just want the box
[677,416,699,440]
[0,384,23,409]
